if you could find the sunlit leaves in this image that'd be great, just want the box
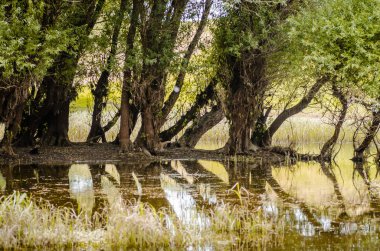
[286,0,380,98]
[0,1,71,83]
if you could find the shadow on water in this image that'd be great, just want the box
[1,151,380,249]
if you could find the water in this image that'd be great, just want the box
[1,145,380,249]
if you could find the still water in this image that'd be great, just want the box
[1,146,380,249]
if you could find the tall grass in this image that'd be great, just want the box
[0,192,283,249]
[2,109,369,150]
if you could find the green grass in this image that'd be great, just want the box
[71,86,94,111]
[0,192,283,249]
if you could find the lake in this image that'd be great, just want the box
[1,144,379,250]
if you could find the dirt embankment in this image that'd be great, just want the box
[0,143,289,166]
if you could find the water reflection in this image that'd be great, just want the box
[198,160,229,184]
[101,173,123,209]
[1,154,380,247]
[160,172,209,229]
[68,164,95,215]
[353,162,380,217]
[105,164,120,185]
[265,167,322,236]
[170,160,194,184]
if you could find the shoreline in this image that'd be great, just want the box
[0,143,288,166]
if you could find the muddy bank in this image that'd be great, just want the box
[0,143,289,165]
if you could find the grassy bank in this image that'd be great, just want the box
[0,192,283,249]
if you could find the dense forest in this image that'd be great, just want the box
[0,0,379,161]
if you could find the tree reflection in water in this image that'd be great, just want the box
[68,164,95,215]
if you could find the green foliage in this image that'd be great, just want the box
[212,0,287,86]
[0,1,70,83]
[286,0,380,98]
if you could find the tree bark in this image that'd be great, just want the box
[319,84,348,161]
[119,0,140,152]
[159,79,217,142]
[137,0,188,153]
[42,98,71,146]
[258,76,328,147]
[178,105,224,148]
[160,0,212,123]
[354,109,380,161]
[0,86,27,155]
[87,0,128,143]
[223,49,267,155]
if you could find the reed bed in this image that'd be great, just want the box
[0,192,283,249]
[67,110,361,150]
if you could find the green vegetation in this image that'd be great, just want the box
[1,1,379,248]
[0,0,378,159]
[286,0,380,98]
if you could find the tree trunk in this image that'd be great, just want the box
[354,110,380,161]
[160,0,212,123]
[259,76,328,147]
[87,0,128,143]
[87,71,111,143]
[1,99,25,156]
[320,84,348,161]
[42,0,105,145]
[15,0,105,147]
[178,105,224,148]
[224,50,267,155]
[119,87,131,151]
[39,60,77,146]
[137,0,188,153]
[42,99,71,146]
[119,0,140,152]
[159,79,217,142]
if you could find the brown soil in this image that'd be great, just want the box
[0,143,289,165]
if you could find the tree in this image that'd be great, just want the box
[285,0,380,158]
[87,0,129,143]
[213,0,298,154]
[119,0,140,152]
[15,0,105,146]
[0,0,70,154]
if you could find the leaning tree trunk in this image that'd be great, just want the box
[257,76,328,147]
[87,0,128,143]
[354,110,380,161]
[319,84,348,161]
[88,71,114,143]
[160,0,212,124]
[178,105,224,148]
[159,79,217,142]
